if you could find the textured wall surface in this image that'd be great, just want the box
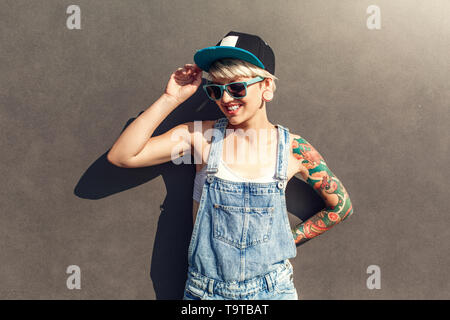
[1,0,449,299]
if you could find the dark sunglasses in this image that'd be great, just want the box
[203,76,265,101]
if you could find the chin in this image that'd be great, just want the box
[227,117,241,124]
[227,115,251,127]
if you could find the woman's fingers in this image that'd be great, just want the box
[193,64,203,72]
[172,63,202,86]
[184,63,203,73]
[176,65,200,77]
[176,64,202,75]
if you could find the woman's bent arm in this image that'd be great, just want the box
[107,63,203,168]
[291,135,354,245]
[106,94,182,167]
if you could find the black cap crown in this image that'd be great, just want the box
[194,31,276,75]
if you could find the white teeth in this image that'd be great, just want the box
[227,104,241,111]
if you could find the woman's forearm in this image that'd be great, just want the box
[292,198,353,245]
[107,93,180,166]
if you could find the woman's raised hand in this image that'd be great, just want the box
[164,63,203,105]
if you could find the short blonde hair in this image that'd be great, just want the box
[206,58,278,92]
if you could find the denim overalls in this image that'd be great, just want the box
[183,117,298,300]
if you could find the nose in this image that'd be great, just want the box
[221,89,234,103]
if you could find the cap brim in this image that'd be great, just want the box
[194,46,265,72]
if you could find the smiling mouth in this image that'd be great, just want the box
[224,104,242,114]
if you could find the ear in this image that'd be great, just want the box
[261,77,273,91]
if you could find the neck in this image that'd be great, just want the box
[225,103,278,148]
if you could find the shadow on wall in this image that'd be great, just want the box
[74,79,325,299]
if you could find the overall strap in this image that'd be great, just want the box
[275,124,290,181]
[205,117,228,175]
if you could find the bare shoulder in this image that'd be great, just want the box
[287,133,305,180]
[290,132,325,164]
[289,132,301,142]
[288,132,327,181]
[188,119,216,137]
[289,132,303,158]
[191,120,217,171]
[180,119,214,134]
[189,119,216,143]
[201,120,216,132]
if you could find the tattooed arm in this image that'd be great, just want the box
[291,135,354,246]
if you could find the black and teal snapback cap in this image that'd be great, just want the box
[194,31,275,75]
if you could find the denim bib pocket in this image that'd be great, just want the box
[212,203,274,249]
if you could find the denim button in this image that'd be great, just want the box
[207,176,214,183]
[277,181,284,189]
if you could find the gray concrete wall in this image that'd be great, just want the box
[1,0,449,299]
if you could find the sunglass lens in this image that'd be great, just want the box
[227,83,246,98]
[206,86,221,100]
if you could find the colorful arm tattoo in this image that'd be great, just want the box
[291,137,354,246]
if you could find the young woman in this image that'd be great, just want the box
[107,31,354,300]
